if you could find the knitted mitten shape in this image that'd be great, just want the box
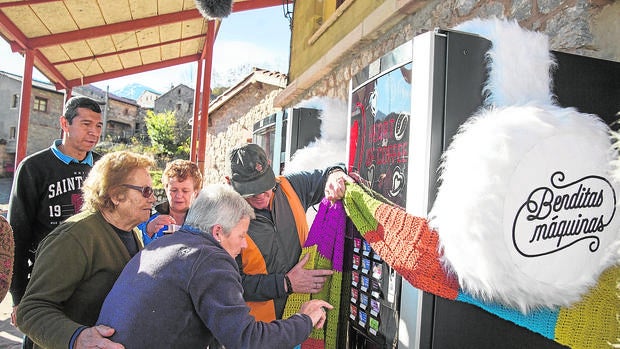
[343,182,381,234]
[343,182,458,299]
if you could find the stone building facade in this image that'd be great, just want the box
[0,73,143,175]
[202,68,287,185]
[0,71,65,175]
[154,84,195,142]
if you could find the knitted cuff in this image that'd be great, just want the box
[343,182,381,234]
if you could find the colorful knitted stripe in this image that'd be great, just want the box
[343,182,459,299]
[343,182,620,348]
[458,264,620,348]
[283,198,346,349]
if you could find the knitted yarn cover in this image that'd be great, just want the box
[343,181,620,348]
[283,198,345,349]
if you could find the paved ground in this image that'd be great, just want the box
[0,177,22,348]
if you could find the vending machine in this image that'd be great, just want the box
[253,107,321,174]
[344,27,620,349]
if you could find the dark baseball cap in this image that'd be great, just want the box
[229,143,276,197]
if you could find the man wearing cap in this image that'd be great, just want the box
[228,143,348,322]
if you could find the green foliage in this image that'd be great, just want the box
[145,110,177,155]
[144,110,191,160]
[150,169,163,189]
[94,136,154,156]
[211,86,229,99]
[93,112,191,187]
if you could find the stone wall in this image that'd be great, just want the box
[203,87,283,186]
[287,0,619,106]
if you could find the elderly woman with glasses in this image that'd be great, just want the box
[16,150,155,349]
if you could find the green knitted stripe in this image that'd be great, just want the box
[315,254,332,272]
[325,271,342,349]
[343,182,381,235]
[302,245,319,269]
[282,246,318,320]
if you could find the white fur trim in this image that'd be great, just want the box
[283,97,348,174]
[455,18,556,107]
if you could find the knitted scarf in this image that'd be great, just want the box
[343,181,620,349]
[283,198,345,349]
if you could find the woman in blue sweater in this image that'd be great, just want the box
[98,184,332,348]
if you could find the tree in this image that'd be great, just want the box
[145,110,181,156]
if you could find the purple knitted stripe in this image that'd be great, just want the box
[305,198,346,272]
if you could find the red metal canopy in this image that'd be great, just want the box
[0,0,285,168]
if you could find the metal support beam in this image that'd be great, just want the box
[197,21,215,173]
[64,54,201,88]
[15,49,34,167]
[190,58,204,163]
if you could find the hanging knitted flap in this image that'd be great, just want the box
[283,198,346,349]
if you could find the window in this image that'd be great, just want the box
[309,0,354,44]
[33,97,48,112]
[9,127,16,139]
[11,94,19,108]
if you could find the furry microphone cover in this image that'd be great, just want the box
[194,0,233,19]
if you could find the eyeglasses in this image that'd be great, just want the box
[121,184,154,198]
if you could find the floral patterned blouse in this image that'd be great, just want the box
[0,216,14,301]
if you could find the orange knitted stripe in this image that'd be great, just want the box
[372,204,459,299]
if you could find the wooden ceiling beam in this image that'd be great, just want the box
[53,33,207,65]
[29,9,203,48]
[232,0,286,12]
[0,0,60,9]
[0,10,29,50]
[65,54,201,88]
[0,11,68,88]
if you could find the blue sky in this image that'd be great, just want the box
[0,5,291,93]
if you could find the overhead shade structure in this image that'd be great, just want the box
[0,0,286,166]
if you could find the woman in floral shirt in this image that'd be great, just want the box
[0,215,14,300]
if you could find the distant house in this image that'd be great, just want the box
[154,84,194,141]
[137,89,160,109]
[135,90,161,139]
[0,71,65,175]
[0,72,144,176]
[73,85,141,143]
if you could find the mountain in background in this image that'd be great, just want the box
[112,83,161,100]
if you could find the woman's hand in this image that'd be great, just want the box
[146,215,176,237]
[299,300,333,329]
